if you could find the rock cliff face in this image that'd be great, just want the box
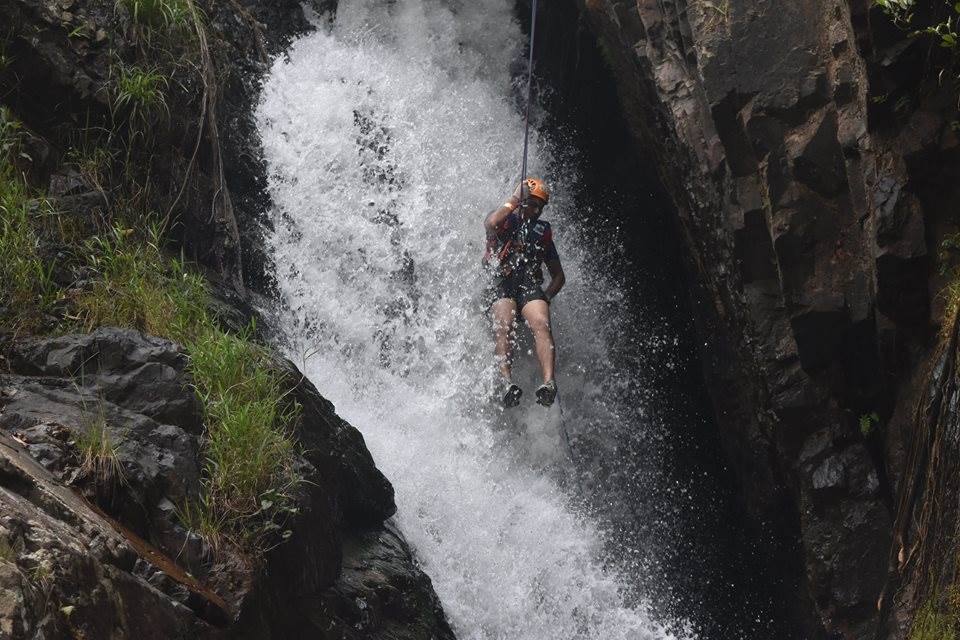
[573,0,957,637]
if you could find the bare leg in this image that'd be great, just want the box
[521,299,555,383]
[490,298,518,380]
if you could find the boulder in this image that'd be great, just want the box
[0,328,453,638]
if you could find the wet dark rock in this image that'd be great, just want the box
[0,428,224,639]
[6,327,202,431]
[790,306,850,373]
[574,0,952,636]
[0,328,451,638]
[211,0,312,294]
[1,328,204,547]
[284,362,396,529]
[300,520,455,640]
[794,111,848,197]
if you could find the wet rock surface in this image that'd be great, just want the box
[298,520,455,640]
[0,421,224,639]
[0,328,453,639]
[573,0,956,637]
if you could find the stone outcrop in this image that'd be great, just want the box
[0,328,454,639]
[572,0,957,637]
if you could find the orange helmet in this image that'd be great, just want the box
[523,177,550,204]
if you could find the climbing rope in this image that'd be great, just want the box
[519,0,539,203]
[514,1,579,469]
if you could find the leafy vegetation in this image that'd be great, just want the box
[1,104,300,558]
[938,233,960,332]
[876,0,918,27]
[65,134,117,204]
[71,224,301,553]
[873,0,960,127]
[70,218,300,553]
[73,222,206,338]
[0,0,299,565]
[874,1,960,56]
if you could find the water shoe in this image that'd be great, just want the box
[536,380,557,407]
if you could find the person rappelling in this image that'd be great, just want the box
[483,178,565,408]
[482,0,566,409]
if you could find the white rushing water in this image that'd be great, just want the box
[257,1,690,638]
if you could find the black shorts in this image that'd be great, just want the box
[486,271,546,310]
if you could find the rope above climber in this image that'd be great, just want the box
[483,178,565,408]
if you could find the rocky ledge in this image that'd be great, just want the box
[0,327,453,639]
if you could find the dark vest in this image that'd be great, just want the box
[487,219,551,282]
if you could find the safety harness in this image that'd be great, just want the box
[486,217,550,279]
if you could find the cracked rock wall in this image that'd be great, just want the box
[574,1,955,637]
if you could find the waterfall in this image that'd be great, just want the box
[256,1,692,638]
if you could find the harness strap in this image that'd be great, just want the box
[491,220,548,276]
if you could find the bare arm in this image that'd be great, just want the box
[544,259,565,301]
[484,184,523,233]
[485,198,519,233]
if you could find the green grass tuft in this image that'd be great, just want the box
[1,104,300,558]
[0,108,61,335]
[113,64,169,125]
[184,325,301,551]
[65,135,117,202]
[911,599,957,640]
[117,0,191,30]
[73,225,301,553]
[73,221,207,340]
[175,492,228,548]
[76,411,125,484]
